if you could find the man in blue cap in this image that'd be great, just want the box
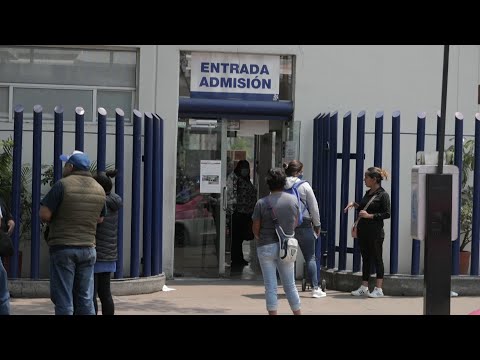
[39,150,106,315]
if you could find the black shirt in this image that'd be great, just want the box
[357,187,391,238]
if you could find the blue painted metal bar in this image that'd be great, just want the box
[327,111,338,269]
[353,111,366,273]
[114,108,125,279]
[321,114,329,263]
[374,111,384,168]
[312,113,322,276]
[10,105,24,278]
[31,105,43,279]
[312,114,320,197]
[53,106,64,184]
[452,112,464,275]
[143,113,153,277]
[75,107,85,152]
[338,111,352,270]
[411,112,426,275]
[96,107,107,173]
[152,114,163,275]
[470,114,480,275]
[316,114,325,268]
[130,110,142,277]
[151,114,160,275]
[390,111,401,274]
[436,111,441,151]
[179,97,294,117]
[159,115,164,273]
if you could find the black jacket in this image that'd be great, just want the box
[95,192,123,262]
[0,197,13,233]
[357,187,391,239]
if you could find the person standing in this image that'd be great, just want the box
[252,168,301,315]
[0,205,10,315]
[344,167,391,298]
[93,170,122,315]
[284,160,325,298]
[39,150,106,315]
[226,160,257,268]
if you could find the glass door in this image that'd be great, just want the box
[174,117,227,277]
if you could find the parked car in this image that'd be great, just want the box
[175,189,216,247]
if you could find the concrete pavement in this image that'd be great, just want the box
[9,279,480,315]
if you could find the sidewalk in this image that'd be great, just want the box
[9,279,480,315]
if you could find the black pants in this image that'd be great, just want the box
[231,212,252,264]
[359,236,384,282]
[93,272,114,315]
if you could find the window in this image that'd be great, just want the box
[0,87,8,120]
[97,90,133,122]
[13,88,93,121]
[0,46,138,122]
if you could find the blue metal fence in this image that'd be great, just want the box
[6,105,163,280]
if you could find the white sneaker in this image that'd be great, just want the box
[312,287,327,298]
[351,285,370,296]
[451,291,459,297]
[368,287,384,298]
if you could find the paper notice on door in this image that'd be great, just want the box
[200,160,222,193]
[285,141,297,161]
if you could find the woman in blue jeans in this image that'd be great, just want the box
[252,168,301,315]
[284,160,325,298]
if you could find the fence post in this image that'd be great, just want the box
[10,105,24,278]
[53,106,63,184]
[374,111,384,168]
[143,112,153,277]
[115,108,125,279]
[152,114,162,275]
[130,109,142,278]
[452,112,464,275]
[470,113,480,275]
[390,111,401,274]
[97,107,107,172]
[75,107,85,152]
[338,111,351,271]
[411,112,425,275]
[327,111,338,269]
[31,105,43,279]
[353,111,366,273]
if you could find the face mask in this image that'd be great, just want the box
[240,169,249,177]
[297,172,304,179]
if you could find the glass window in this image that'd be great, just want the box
[13,87,93,122]
[0,46,137,88]
[179,51,294,101]
[97,90,132,122]
[0,87,8,120]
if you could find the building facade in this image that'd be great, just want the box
[1,45,479,279]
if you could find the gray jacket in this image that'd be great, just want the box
[96,192,123,262]
[284,177,321,227]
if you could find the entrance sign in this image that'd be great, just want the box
[191,52,280,101]
[200,160,222,193]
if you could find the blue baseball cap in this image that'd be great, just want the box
[60,150,91,171]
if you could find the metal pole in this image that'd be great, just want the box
[114,108,125,279]
[75,107,85,152]
[53,106,63,184]
[130,110,142,277]
[31,105,42,279]
[338,111,351,270]
[97,107,107,173]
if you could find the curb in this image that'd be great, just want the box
[321,269,480,296]
[8,273,166,298]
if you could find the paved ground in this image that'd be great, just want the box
[9,279,480,315]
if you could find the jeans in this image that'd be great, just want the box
[49,246,96,315]
[257,242,301,312]
[0,257,10,315]
[295,225,319,288]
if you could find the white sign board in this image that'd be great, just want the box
[200,160,221,194]
[190,52,280,101]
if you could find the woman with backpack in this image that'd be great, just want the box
[284,160,325,298]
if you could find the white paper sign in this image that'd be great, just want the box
[200,160,221,193]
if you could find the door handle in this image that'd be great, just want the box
[222,186,227,211]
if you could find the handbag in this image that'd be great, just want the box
[0,230,13,257]
[351,195,377,239]
[266,198,298,263]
